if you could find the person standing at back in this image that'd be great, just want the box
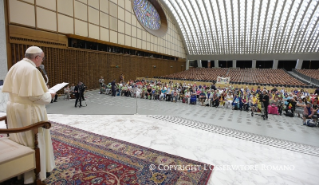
[111,79,116,96]
[2,46,56,184]
[74,82,83,107]
[99,76,105,94]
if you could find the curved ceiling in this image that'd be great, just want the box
[162,0,319,55]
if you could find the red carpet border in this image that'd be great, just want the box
[46,122,213,185]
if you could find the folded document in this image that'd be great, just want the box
[48,82,69,93]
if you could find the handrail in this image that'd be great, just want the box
[292,69,319,87]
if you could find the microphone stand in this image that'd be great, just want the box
[39,65,49,84]
[44,75,49,84]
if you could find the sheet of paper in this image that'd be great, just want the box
[49,82,69,93]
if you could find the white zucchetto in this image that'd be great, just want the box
[25,46,43,54]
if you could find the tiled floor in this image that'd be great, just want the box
[45,90,319,147]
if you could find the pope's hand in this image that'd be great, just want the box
[50,93,56,98]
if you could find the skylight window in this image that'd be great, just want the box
[162,0,319,55]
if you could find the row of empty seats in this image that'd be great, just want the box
[162,68,306,86]
[163,68,228,82]
[296,69,319,80]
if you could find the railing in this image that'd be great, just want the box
[292,69,319,87]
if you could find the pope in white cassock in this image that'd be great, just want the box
[2,46,56,184]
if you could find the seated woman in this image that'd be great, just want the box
[166,88,172,101]
[212,93,219,107]
[250,93,258,112]
[141,86,147,99]
[146,86,152,100]
[196,89,202,99]
[64,85,71,99]
[179,88,185,101]
[172,88,179,103]
[199,90,206,106]
[295,98,306,117]
[159,87,167,101]
[219,91,226,108]
[121,86,128,96]
[184,90,191,104]
[135,86,142,98]
[152,88,157,100]
[226,92,234,109]
[205,90,212,106]
[70,83,76,99]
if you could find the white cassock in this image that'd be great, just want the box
[2,58,56,183]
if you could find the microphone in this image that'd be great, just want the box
[39,64,49,84]
[39,64,47,75]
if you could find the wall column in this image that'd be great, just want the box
[207,60,211,68]
[214,60,219,68]
[296,59,303,69]
[197,60,202,68]
[272,60,278,69]
[186,60,189,70]
[232,60,236,68]
[252,60,256,68]
[0,0,8,82]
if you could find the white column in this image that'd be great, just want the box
[232,60,236,68]
[197,60,202,68]
[296,59,303,69]
[0,0,8,82]
[252,60,256,68]
[186,60,189,70]
[214,60,219,68]
[272,60,278,69]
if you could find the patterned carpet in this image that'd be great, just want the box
[46,122,213,185]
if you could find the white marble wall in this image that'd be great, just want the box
[0,0,8,81]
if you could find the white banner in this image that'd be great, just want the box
[216,76,230,84]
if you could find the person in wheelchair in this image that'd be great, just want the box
[198,90,206,106]
[105,83,112,95]
[242,94,249,111]
[232,94,242,110]
[284,99,297,115]
[250,93,258,116]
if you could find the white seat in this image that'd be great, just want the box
[0,137,35,182]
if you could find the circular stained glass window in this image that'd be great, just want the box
[133,0,161,30]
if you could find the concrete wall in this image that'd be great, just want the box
[8,0,186,58]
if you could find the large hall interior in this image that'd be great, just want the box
[0,0,319,184]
